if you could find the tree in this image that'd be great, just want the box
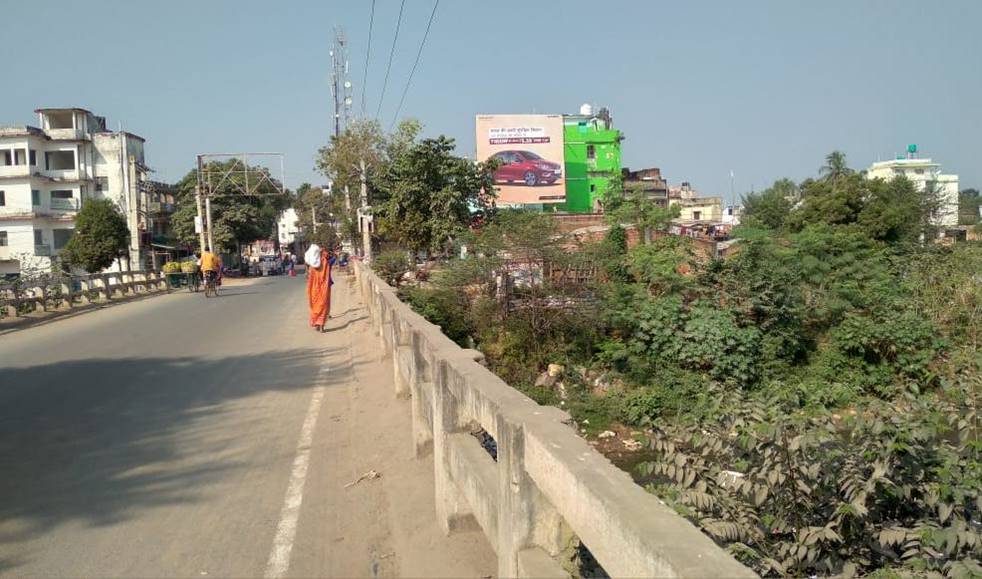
[959,188,980,225]
[60,199,130,273]
[741,178,796,230]
[819,150,853,182]
[602,181,679,243]
[374,135,495,255]
[315,119,403,256]
[170,160,288,252]
[857,175,926,243]
[787,173,867,231]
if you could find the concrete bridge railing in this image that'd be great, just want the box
[353,262,755,579]
[1,270,168,318]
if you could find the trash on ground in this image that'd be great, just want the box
[345,469,381,488]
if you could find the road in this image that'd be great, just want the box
[0,273,494,577]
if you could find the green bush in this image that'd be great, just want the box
[373,250,413,287]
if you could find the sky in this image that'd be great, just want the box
[1,0,979,204]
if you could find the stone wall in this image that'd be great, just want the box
[353,262,756,578]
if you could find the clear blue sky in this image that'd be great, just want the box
[2,0,979,203]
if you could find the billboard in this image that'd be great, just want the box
[475,114,565,206]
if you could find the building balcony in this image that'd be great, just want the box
[50,198,79,211]
[40,168,81,182]
[45,128,88,141]
[35,244,51,257]
[0,165,32,179]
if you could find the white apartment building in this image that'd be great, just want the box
[0,107,150,276]
[277,207,300,247]
[866,150,959,229]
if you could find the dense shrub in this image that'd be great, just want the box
[373,250,414,287]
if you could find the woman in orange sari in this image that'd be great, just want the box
[306,246,334,332]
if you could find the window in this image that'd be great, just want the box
[95,177,108,192]
[29,149,36,166]
[587,145,596,160]
[14,149,26,166]
[0,150,10,166]
[0,191,4,206]
[44,150,76,170]
[0,231,7,247]
[46,111,74,129]
[34,229,44,246]
[693,211,702,221]
[53,229,73,250]
[50,190,73,199]
[32,190,40,206]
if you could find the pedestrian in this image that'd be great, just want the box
[305,243,334,332]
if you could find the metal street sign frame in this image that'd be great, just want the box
[196,152,287,198]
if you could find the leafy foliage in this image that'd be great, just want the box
[60,199,130,272]
[372,250,414,287]
[741,179,796,230]
[393,151,981,576]
[374,135,495,255]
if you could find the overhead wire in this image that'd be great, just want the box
[360,0,376,116]
[375,0,407,120]
[389,0,440,131]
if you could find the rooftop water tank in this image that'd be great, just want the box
[579,103,593,116]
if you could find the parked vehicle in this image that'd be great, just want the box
[491,150,562,186]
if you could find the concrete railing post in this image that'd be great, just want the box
[432,361,472,533]
[392,318,413,399]
[64,279,74,309]
[496,420,569,579]
[410,334,435,457]
[101,274,112,301]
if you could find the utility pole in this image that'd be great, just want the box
[205,196,214,252]
[195,155,206,252]
[360,159,371,261]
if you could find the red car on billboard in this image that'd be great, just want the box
[491,150,562,186]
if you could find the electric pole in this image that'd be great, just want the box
[360,159,372,262]
[195,155,206,252]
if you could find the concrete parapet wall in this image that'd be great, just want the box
[352,261,756,578]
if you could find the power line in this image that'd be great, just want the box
[360,0,376,116]
[375,0,407,120]
[389,0,439,131]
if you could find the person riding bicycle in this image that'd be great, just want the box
[198,248,222,288]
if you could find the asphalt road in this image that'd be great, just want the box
[0,274,494,578]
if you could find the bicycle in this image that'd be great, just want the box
[203,271,220,298]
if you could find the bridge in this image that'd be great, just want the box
[0,267,753,578]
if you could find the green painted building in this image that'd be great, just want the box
[559,111,622,213]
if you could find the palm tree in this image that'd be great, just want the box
[819,151,853,182]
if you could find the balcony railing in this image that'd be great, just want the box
[34,245,51,257]
[0,165,31,179]
[45,128,86,141]
[50,198,79,211]
[40,168,80,181]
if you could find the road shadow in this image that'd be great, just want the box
[0,347,349,571]
[324,315,368,332]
